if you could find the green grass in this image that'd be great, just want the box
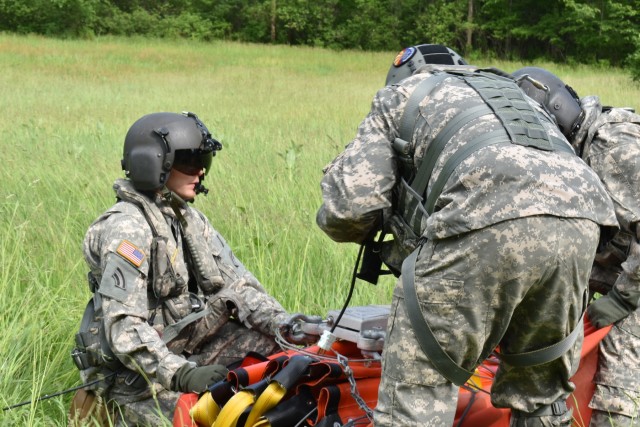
[1,33,638,425]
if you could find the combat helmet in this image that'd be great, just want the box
[121,112,222,192]
[512,67,584,140]
[385,44,468,86]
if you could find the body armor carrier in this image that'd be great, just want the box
[382,69,574,272]
[71,179,235,393]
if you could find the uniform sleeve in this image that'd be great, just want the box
[586,112,640,232]
[586,112,640,301]
[316,85,405,243]
[84,208,188,390]
[611,236,640,309]
[202,217,288,335]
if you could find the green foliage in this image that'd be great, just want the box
[0,0,99,37]
[1,0,640,74]
[628,35,640,82]
[1,34,639,426]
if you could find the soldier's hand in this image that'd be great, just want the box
[587,287,635,328]
[171,363,228,393]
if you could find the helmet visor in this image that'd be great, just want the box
[173,149,213,175]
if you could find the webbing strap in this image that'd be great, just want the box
[403,104,494,228]
[497,315,585,367]
[245,382,287,426]
[189,391,221,426]
[161,308,210,343]
[213,390,256,427]
[425,129,511,214]
[397,73,450,147]
[411,104,493,196]
[402,245,586,384]
[401,248,474,385]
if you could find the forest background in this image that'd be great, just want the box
[1,1,640,426]
[2,0,640,79]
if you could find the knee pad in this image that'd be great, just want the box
[511,400,572,426]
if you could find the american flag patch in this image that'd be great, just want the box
[116,240,145,267]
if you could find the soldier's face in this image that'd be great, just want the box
[166,167,204,200]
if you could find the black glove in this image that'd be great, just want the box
[587,287,636,328]
[171,363,228,393]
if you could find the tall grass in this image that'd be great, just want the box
[1,34,638,425]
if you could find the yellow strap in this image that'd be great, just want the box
[252,420,271,427]
[190,391,220,427]
[213,390,255,427]
[244,382,286,426]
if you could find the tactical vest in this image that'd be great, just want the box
[383,69,574,270]
[71,179,237,392]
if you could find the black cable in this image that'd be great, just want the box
[454,384,478,427]
[329,244,366,333]
[2,373,116,411]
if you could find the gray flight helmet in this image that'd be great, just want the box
[512,67,584,140]
[385,43,468,86]
[121,112,222,192]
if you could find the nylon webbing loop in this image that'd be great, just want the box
[189,391,220,426]
[411,104,493,196]
[401,247,474,385]
[213,389,256,427]
[245,382,287,426]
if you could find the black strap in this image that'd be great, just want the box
[401,247,474,385]
[401,245,586,384]
[497,315,584,367]
[411,104,493,197]
[396,73,450,148]
[498,290,587,367]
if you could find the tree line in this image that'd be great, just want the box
[2,0,639,78]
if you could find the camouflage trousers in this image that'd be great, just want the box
[589,308,640,426]
[108,320,281,426]
[374,216,599,426]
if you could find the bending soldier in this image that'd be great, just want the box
[316,44,617,426]
[71,112,288,425]
[514,66,640,426]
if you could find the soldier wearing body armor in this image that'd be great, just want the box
[514,66,640,426]
[316,44,618,426]
[71,112,288,425]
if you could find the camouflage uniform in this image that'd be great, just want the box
[571,96,640,426]
[82,178,287,425]
[316,67,617,426]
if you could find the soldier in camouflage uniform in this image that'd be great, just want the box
[515,67,640,426]
[73,112,288,425]
[316,45,617,426]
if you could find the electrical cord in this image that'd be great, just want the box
[2,372,116,411]
[329,243,366,333]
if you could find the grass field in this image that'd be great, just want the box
[1,33,638,425]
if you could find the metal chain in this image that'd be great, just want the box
[335,352,374,422]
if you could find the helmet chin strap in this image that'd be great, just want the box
[160,186,195,206]
[160,178,207,204]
